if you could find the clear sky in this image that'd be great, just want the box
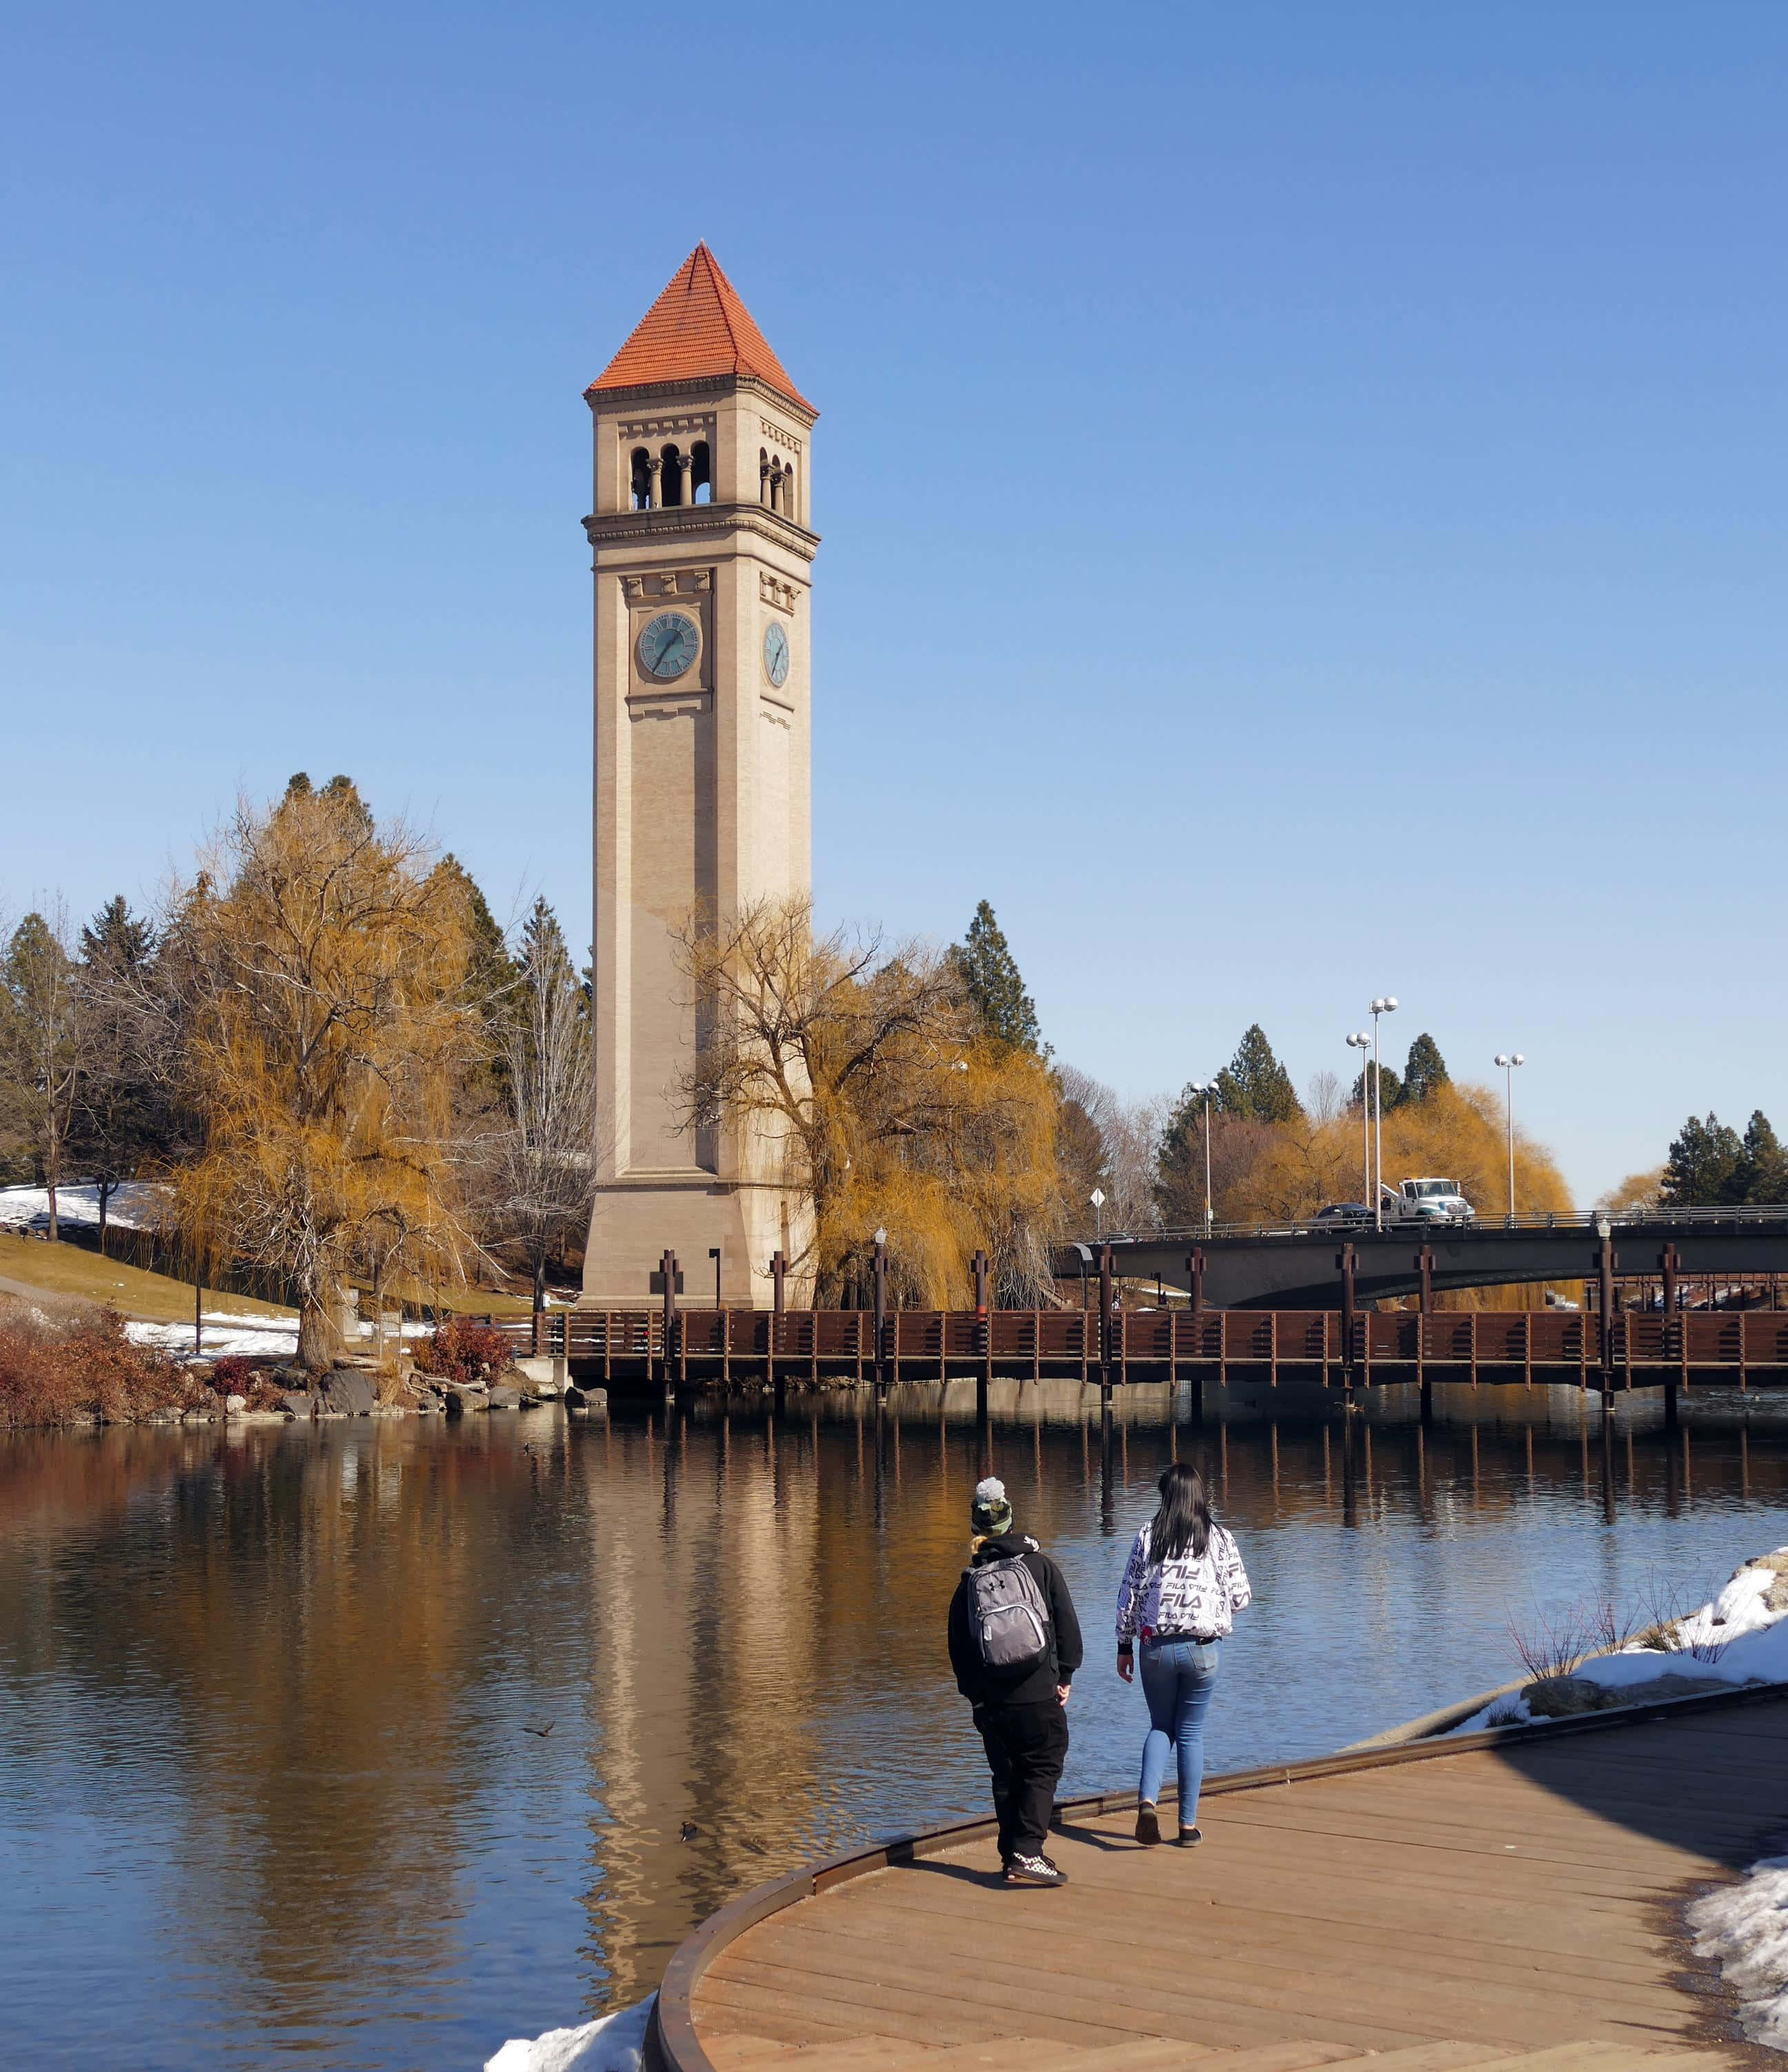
[5,1,1785,1204]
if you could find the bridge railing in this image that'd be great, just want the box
[1067,1203,1788,1248]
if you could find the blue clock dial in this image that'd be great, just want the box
[639,611,699,681]
[762,621,791,689]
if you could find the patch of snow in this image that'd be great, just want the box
[1687,1856,1788,2050]
[1449,1548,1788,1735]
[1453,1691,1533,1734]
[484,1994,653,2072]
[0,1182,166,1232]
[126,1315,299,1358]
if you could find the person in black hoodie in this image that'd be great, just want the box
[946,1475,1084,1886]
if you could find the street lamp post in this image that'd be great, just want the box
[1187,1079,1218,1234]
[1345,1033,1371,1207]
[1493,1053,1525,1221]
[1369,996,1398,1230]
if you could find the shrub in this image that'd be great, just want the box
[0,1299,183,1427]
[210,1354,258,1394]
[429,1317,511,1386]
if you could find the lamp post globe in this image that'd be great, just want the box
[1367,996,1399,1230]
[1494,1053,1526,1221]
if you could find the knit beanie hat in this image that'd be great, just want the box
[971,1476,1013,1537]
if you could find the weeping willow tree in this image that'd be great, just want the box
[169,777,479,1368]
[673,899,1064,1306]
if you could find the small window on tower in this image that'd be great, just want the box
[629,447,652,510]
[691,441,711,504]
[659,444,684,508]
[758,447,771,508]
[781,458,796,522]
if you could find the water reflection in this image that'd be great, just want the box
[2,1387,1787,2070]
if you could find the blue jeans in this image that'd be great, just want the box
[1138,1637,1220,1826]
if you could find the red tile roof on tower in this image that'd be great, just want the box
[588,243,814,415]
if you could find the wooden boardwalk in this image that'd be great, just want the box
[656,1693,1788,2072]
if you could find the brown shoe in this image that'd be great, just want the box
[1177,1825,1202,1846]
[1134,1803,1162,1846]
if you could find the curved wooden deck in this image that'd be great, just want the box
[650,1689,1788,2072]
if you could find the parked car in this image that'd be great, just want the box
[1313,1202,1374,1227]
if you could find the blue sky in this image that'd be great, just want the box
[4,1,1784,1202]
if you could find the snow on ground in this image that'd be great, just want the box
[1687,1857,1788,2051]
[484,1995,653,2072]
[127,1315,301,1357]
[0,1182,166,1232]
[123,1314,437,1359]
[1454,1549,1788,1732]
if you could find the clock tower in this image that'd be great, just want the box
[580,246,817,1308]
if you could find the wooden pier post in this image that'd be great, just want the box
[1097,1244,1115,1406]
[1340,1244,1358,1408]
[873,1231,888,1401]
[1417,1245,1433,1425]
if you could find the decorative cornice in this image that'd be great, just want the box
[584,502,820,563]
[585,372,818,431]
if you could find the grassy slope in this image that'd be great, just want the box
[0,1235,535,1324]
[0,1234,295,1324]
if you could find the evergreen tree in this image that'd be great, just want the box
[1350,1064,1404,1113]
[1214,1024,1303,1123]
[1400,1033,1449,1105]
[80,896,155,973]
[70,897,170,1251]
[0,910,82,1237]
[1660,1113,1744,1207]
[432,854,517,1024]
[948,899,1042,1055]
[1736,1110,1788,1205]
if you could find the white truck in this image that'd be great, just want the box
[1380,1177,1476,1226]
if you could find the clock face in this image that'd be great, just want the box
[639,611,699,681]
[762,621,791,689]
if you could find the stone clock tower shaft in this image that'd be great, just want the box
[580,245,817,1308]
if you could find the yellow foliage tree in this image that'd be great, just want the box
[1230,1083,1574,1308]
[674,899,1064,1306]
[169,779,478,1368]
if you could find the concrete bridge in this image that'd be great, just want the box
[1054,1208,1788,1310]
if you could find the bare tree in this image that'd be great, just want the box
[1305,1069,1342,1126]
[470,899,598,1314]
[1055,1065,1166,1235]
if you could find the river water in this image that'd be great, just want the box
[3,1382,1786,2071]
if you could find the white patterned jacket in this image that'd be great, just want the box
[1115,1520,1252,1645]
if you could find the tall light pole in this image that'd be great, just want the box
[1493,1053,1525,1220]
[1345,1033,1371,1206]
[1187,1079,1218,1233]
[1369,996,1398,1229]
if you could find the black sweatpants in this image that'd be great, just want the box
[974,1697,1069,1861]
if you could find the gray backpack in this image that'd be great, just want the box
[965,1553,1051,1673]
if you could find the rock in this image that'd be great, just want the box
[279,1391,315,1418]
[183,1406,216,1424]
[320,1371,377,1416]
[224,1393,248,1413]
[488,1382,523,1410]
[1521,1675,1620,1719]
[564,1383,608,1411]
[442,1382,488,1415]
[148,1408,182,1425]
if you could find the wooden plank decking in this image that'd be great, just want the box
[674,1696,1788,2072]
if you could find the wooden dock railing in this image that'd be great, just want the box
[465,1304,1788,1393]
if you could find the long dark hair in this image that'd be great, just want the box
[1149,1462,1211,1565]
